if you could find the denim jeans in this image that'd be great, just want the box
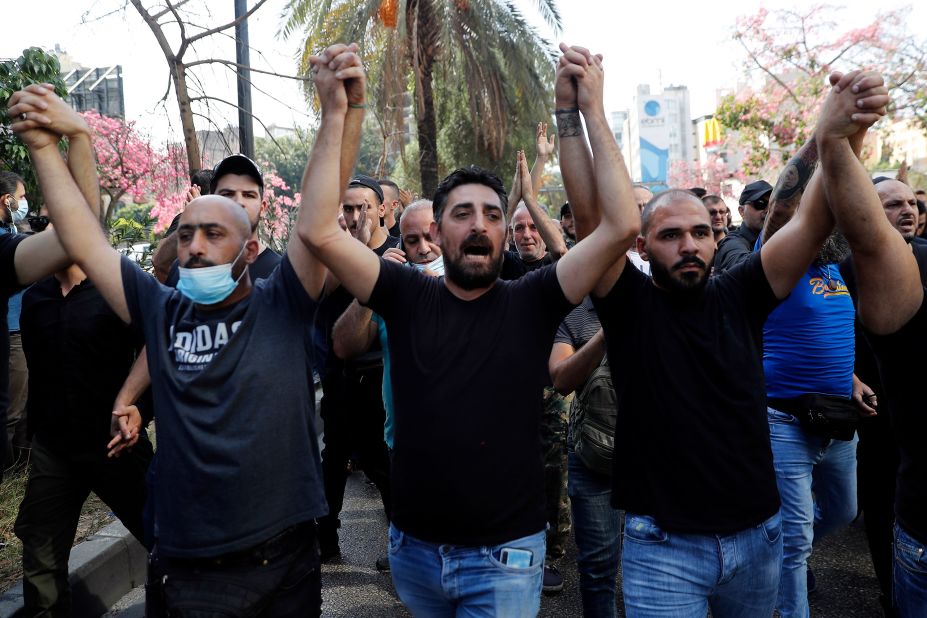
[567,450,622,618]
[768,406,859,617]
[146,521,322,618]
[894,523,927,617]
[388,523,545,617]
[621,512,782,617]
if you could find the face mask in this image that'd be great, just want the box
[12,199,28,223]
[176,243,248,305]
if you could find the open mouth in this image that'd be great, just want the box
[463,245,491,256]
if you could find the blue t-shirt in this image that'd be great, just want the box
[121,254,326,558]
[763,261,854,398]
[371,313,394,449]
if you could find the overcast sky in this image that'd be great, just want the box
[3,0,923,144]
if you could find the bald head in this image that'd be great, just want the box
[641,190,707,235]
[181,195,252,242]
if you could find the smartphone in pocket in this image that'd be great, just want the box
[499,547,533,568]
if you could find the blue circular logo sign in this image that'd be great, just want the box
[644,100,661,117]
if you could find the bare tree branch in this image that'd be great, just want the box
[190,94,285,153]
[185,58,310,82]
[738,38,802,106]
[130,0,177,61]
[151,0,191,20]
[184,0,270,48]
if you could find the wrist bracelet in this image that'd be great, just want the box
[348,102,367,109]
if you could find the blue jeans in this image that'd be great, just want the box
[768,406,859,617]
[388,523,545,617]
[621,512,782,617]
[568,450,622,618]
[894,523,927,617]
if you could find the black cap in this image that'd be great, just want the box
[739,180,773,205]
[560,202,571,217]
[210,154,264,194]
[348,174,385,204]
[872,176,893,185]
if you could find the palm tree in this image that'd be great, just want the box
[282,0,561,196]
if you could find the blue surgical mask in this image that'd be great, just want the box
[176,243,248,305]
[12,199,28,223]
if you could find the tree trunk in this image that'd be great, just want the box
[172,62,202,177]
[413,3,439,198]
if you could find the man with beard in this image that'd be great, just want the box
[840,177,927,615]
[816,73,926,618]
[558,59,889,615]
[560,203,577,249]
[303,42,640,615]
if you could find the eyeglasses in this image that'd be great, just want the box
[27,215,50,232]
[748,199,769,210]
[708,209,729,217]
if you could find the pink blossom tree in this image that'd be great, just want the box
[669,154,743,194]
[715,5,926,176]
[82,111,188,226]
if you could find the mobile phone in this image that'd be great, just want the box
[499,547,533,568]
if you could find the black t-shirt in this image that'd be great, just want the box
[865,293,927,545]
[374,235,400,256]
[593,253,781,533]
[367,259,574,545]
[165,246,282,288]
[501,250,553,281]
[21,277,148,457]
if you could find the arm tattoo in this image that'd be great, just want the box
[771,137,819,202]
[556,111,583,138]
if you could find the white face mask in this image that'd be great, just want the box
[13,198,28,223]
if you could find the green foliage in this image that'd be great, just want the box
[0,48,68,209]
[109,214,157,271]
[254,130,316,195]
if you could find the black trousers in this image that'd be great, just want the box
[857,411,899,605]
[317,364,392,550]
[146,522,322,618]
[14,437,152,617]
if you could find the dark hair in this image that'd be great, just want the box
[0,171,24,200]
[688,187,707,198]
[191,169,214,195]
[917,199,926,216]
[432,166,508,224]
[702,194,724,207]
[377,178,400,201]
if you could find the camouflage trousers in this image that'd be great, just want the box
[541,387,572,560]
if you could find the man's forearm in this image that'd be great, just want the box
[557,109,597,240]
[300,110,348,247]
[66,132,102,222]
[762,137,818,244]
[585,111,638,242]
[332,299,376,359]
[551,329,606,395]
[115,352,152,406]
[523,194,567,259]
[530,154,549,200]
[152,231,179,283]
[340,107,364,191]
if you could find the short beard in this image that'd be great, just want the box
[444,251,502,290]
[650,255,709,295]
[813,230,851,265]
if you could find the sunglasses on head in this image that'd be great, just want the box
[27,215,50,232]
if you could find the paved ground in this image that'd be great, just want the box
[106,471,884,617]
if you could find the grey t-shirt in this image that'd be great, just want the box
[121,254,326,558]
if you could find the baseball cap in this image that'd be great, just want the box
[560,202,571,217]
[348,174,385,204]
[210,154,264,194]
[739,180,773,205]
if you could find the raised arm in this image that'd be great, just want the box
[531,122,555,198]
[8,119,129,321]
[819,73,922,334]
[297,43,380,304]
[556,45,598,242]
[760,71,888,300]
[761,137,818,244]
[554,47,640,304]
[517,150,567,259]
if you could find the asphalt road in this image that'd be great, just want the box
[107,471,885,617]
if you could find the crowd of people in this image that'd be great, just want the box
[1,40,925,618]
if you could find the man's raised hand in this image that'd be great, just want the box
[309,43,363,114]
[817,70,889,140]
[8,84,91,139]
[536,122,555,159]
